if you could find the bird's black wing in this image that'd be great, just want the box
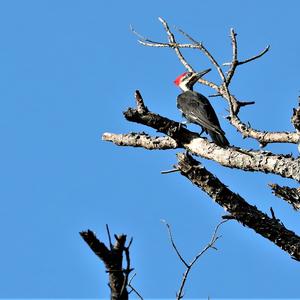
[177,90,225,135]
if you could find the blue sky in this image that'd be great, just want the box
[0,0,300,298]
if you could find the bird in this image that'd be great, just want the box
[174,69,229,147]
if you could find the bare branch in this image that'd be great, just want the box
[224,29,270,86]
[176,152,300,261]
[269,207,283,225]
[237,100,255,107]
[269,183,300,210]
[128,274,144,300]
[158,17,193,72]
[174,27,235,115]
[175,29,236,114]
[120,238,134,298]
[161,168,180,174]
[216,88,299,144]
[175,27,236,116]
[79,230,129,300]
[105,20,300,270]
[176,220,227,300]
[138,37,220,90]
[106,224,113,250]
[162,220,189,268]
[213,31,279,144]
[133,20,294,145]
[130,25,158,46]
[208,93,222,98]
[80,230,110,261]
[135,90,148,114]
[176,27,226,83]
[225,28,238,86]
[120,100,300,182]
[102,132,178,150]
[133,20,218,90]
[228,111,299,145]
[137,41,197,49]
[238,45,270,65]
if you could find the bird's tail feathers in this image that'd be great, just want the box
[208,130,230,147]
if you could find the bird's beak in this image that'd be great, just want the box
[188,68,211,85]
[195,68,211,79]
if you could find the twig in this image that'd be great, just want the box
[120,237,134,297]
[130,25,151,42]
[225,28,238,86]
[133,19,276,138]
[161,168,180,174]
[162,220,189,268]
[177,27,235,114]
[158,17,193,72]
[176,220,227,300]
[132,20,218,90]
[136,21,278,143]
[238,45,270,65]
[224,29,270,86]
[208,93,222,98]
[128,273,144,300]
[270,207,277,220]
[106,224,113,250]
[175,27,234,114]
[237,100,255,107]
[136,23,297,144]
[177,27,226,83]
[162,220,227,299]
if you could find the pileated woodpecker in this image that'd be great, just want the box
[174,69,229,147]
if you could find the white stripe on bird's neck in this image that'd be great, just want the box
[179,82,191,92]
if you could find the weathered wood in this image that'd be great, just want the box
[176,152,300,261]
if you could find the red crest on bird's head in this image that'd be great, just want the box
[173,72,188,86]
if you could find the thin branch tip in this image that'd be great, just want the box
[161,168,180,174]
[158,16,165,23]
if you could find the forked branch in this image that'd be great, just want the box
[162,220,227,299]
[102,18,300,266]
[133,18,299,146]
[80,228,140,300]
[176,152,300,261]
[104,91,300,182]
[224,28,270,86]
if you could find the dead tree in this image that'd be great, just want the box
[103,18,300,261]
[80,226,135,300]
[80,222,226,299]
